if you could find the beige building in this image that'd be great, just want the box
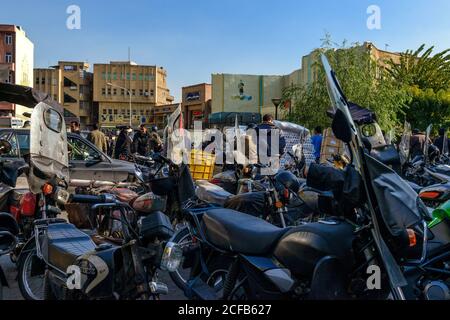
[212,42,402,120]
[182,83,212,128]
[154,103,179,129]
[34,61,94,125]
[0,25,34,117]
[93,61,174,128]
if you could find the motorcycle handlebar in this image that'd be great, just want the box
[70,194,115,204]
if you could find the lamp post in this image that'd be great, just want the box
[271,98,282,120]
[107,82,132,128]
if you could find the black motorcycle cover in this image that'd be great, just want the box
[365,154,426,251]
[224,192,267,218]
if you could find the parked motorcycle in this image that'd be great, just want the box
[173,55,450,301]
[0,212,19,300]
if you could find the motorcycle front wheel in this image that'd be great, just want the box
[17,244,45,300]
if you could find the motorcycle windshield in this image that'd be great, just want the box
[424,124,432,162]
[28,102,69,192]
[398,122,411,165]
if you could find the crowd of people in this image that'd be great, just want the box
[68,120,163,160]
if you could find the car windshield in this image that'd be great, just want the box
[68,137,101,161]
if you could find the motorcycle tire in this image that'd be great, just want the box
[17,244,45,301]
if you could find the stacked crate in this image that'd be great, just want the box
[320,128,346,164]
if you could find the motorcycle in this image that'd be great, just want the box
[173,55,450,301]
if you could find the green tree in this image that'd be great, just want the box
[283,40,409,132]
[387,44,450,92]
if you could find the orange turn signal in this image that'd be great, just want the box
[419,191,441,200]
[407,229,417,247]
[42,183,53,195]
[275,201,283,209]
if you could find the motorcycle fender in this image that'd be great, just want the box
[309,256,348,300]
[17,236,46,276]
[0,266,8,287]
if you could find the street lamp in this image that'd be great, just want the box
[107,82,132,128]
[271,98,282,120]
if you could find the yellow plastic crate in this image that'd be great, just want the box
[189,150,216,181]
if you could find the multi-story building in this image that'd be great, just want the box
[212,42,402,120]
[34,61,94,126]
[93,61,174,128]
[154,103,179,129]
[0,24,34,117]
[182,83,212,129]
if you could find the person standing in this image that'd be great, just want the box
[70,120,81,135]
[149,126,163,153]
[255,114,286,164]
[88,123,108,153]
[311,126,323,163]
[114,126,133,160]
[133,124,152,156]
[434,128,450,154]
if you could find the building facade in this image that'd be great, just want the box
[182,83,211,129]
[0,24,34,117]
[211,42,402,121]
[93,61,174,129]
[34,61,94,126]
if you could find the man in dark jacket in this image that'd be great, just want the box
[114,126,132,160]
[255,114,286,165]
[434,128,450,154]
[133,124,152,156]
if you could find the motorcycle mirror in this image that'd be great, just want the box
[0,139,12,155]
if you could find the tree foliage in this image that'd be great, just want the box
[387,44,450,92]
[283,39,409,132]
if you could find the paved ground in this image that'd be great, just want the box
[1,176,186,300]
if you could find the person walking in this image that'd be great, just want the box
[311,126,323,163]
[88,123,108,153]
[114,126,133,160]
[133,124,152,156]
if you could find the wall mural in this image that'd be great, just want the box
[232,80,253,101]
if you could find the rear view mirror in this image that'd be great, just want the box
[0,139,12,155]
[332,109,353,143]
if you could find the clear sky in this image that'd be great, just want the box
[1,0,450,101]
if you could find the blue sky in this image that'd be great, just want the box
[1,0,450,101]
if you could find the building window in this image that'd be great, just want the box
[121,109,126,115]
[5,53,12,63]
[102,72,106,80]
[113,88,117,95]
[121,73,125,80]
[102,88,106,95]
[112,72,117,80]
[41,78,45,85]
[139,89,144,96]
[126,73,130,80]
[108,109,112,115]
[121,89,125,96]
[102,109,107,115]
[5,35,12,45]
[139,73,143,80]
[131,89,136,96]
[35,77,40,85]
[132,73,136,80]
[150,89,154,96]
[113,109,118,115]
[54,95,57,101]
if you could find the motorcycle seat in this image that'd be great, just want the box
[202,208,288,255]
[43,223,96,271]
[195,180,234,206]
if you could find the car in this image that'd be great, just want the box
[0,128,137,182]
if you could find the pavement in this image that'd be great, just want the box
[1,176,186,300]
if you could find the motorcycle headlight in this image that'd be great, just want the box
[55,188,70,205]
[160,242,183,272]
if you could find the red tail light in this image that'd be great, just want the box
[419,191,442,200]
[209,178,222,185]
[20,192,37,217]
